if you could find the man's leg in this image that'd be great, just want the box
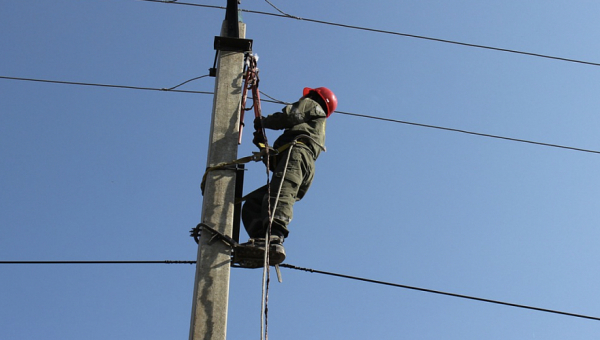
[266,147,314,238]
[241,185,268,239]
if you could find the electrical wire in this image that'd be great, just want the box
[161,74,210,91]
[3,260,599,322]
[335,110,600,155]
[262,0,299,19]
[138,0,600,68]
[258,89,600,156]
[280,264,600,322]
[0,260,195,264]
[0,76,212,95]
[259,90,290,105]
[2,75,599,155]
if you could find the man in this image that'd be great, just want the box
[240,87,337,266]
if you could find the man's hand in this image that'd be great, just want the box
[253,116,264,130]
[252,130,266,148]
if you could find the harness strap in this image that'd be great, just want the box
[200,147,276,195]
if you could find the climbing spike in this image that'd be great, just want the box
[275,264,283,283]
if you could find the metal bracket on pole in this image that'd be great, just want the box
[214,36,253,52]
[193,223,238,248]
[209,0,249,77]
[210,37,253,77]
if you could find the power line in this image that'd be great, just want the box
[0,76,212,95]
[2,75,599,155]
[3,260,599,322]
[280,264,600,322]
[258,89,600,155]
[336,110,600,155]
[162,74,210,91]
[0,260,195,265]
[138,0,600,68]
[262,0,298,19]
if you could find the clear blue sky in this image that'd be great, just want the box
[2,1,600,339]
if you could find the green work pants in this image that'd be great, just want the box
[242,146,315,239]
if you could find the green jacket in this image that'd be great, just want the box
[262,97,327,159]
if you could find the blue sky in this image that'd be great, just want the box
[2,1,600,339]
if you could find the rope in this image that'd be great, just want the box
[239,56,312,340]
[260,139,298,340]
[260,145,272,340]
[239,52,274,340]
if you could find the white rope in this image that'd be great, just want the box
[260,141,297,340]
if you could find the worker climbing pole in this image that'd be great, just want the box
[189,3,338,337]
[194,52,281,272]
[237,84,337,267]
[233,52,279,271]
[197,48,339,271]
[235,53,341,340]
[237,82,337,339]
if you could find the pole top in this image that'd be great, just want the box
[226,0,241,38]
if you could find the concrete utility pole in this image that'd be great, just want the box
[189,1,251,339]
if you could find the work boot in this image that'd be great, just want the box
[267,235,286,266]
[238,237,266,248]
[237,235,286,266]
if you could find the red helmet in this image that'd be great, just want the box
[303,87,337,117]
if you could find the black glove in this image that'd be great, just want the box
[252,130,266,148]
[253,116,264,130]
